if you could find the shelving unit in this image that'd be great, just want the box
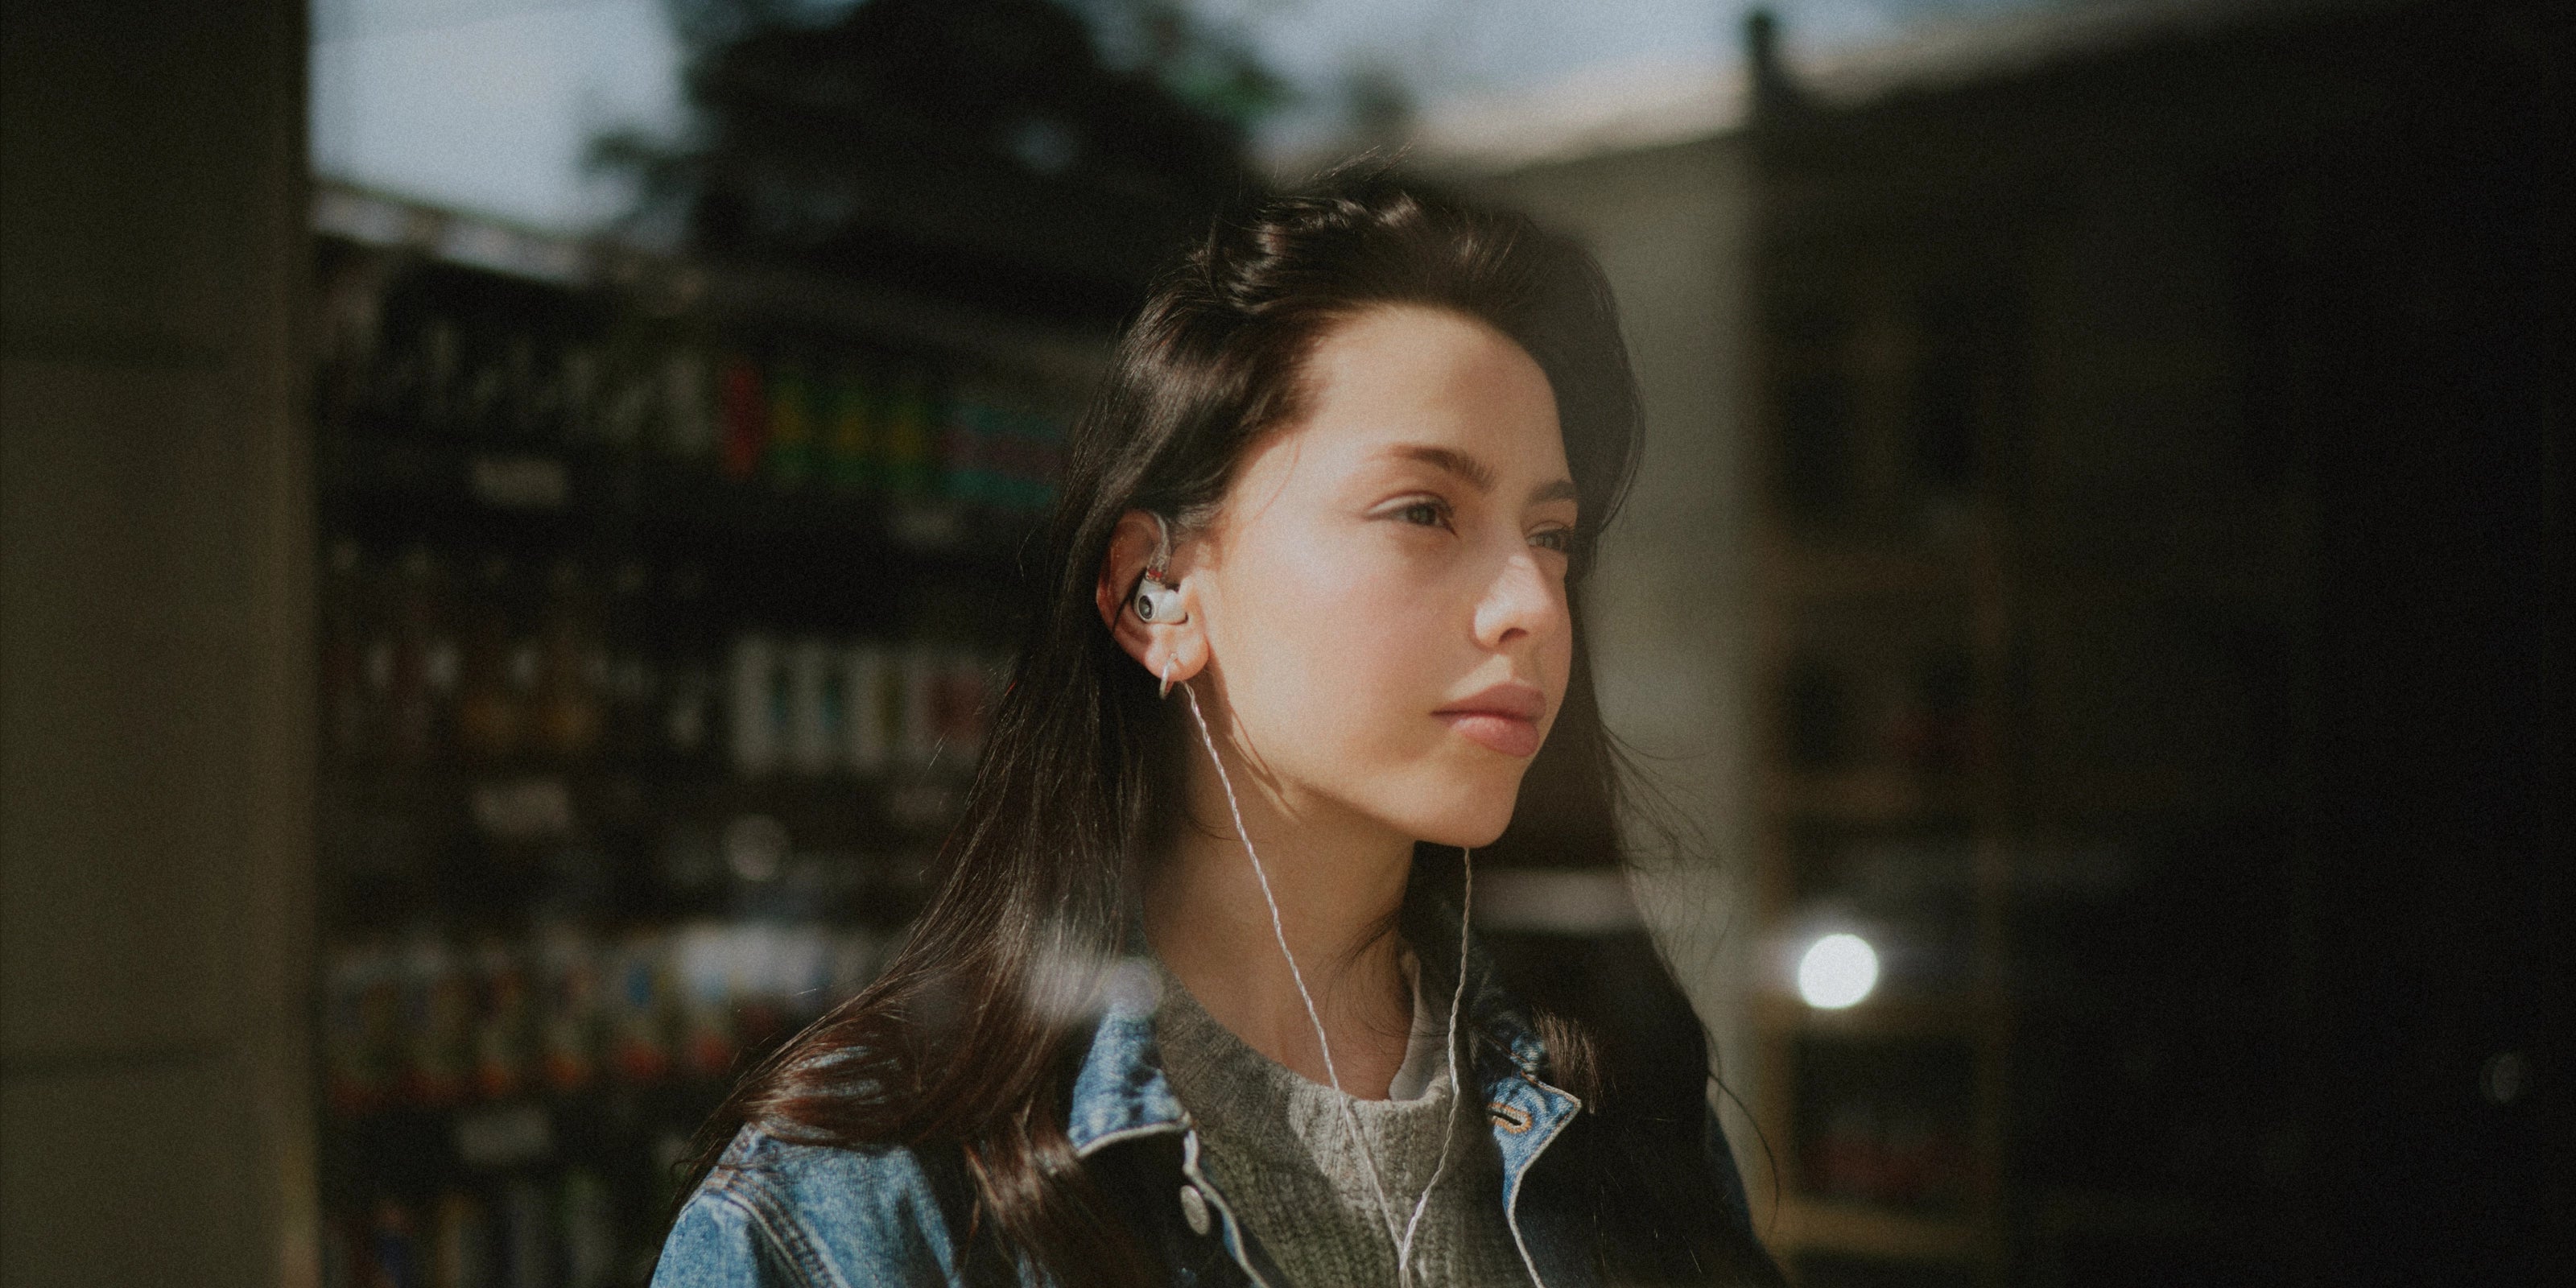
[1740,32,2315,1282]
[306,184,1109,1288]
[1740,236,2017,1283]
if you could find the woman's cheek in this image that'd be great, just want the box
[1228,565,1381,761]
[1313,586,1432,751]
[1283,576,1442,769]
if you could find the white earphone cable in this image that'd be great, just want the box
[1398,847,1473,1279]
[1178,671,1472,1287]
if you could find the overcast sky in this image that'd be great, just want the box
[311,0,2061,232]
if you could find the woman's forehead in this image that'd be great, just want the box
[1278,305,1567,480]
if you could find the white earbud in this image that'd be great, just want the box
[1133,579,1185,624]
[1132,513,1189,625]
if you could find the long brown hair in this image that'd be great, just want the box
[667,174,1781,1286]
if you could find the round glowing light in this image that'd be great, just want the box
[1797,933,1880,1009]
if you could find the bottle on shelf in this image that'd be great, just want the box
[941,378,1000,508]
[559,337,604,450]
[368,1200,421,1288]
[323,939,400,1117]
[596,343,655,452]
[674,921,744,1081]
[398,930,474,1108]
[877,365,936,497]
[460,321,512,444]
[427,1189,491,1288]
[386,547,459,769]
[597,561,661,766]
[763,355,816,488]
[468,935,534,1104]
[823,355,875,493]
[725,634,784,779]
[455,556,529,765]
[658,562,720,775]
[528,558,605,764]
[840,643,896,775]
[717,351,766,482]
[497,1179,554,1288]
[782,637,841,778]
[534,923,602,1095]
[659,344,718,465]
[604,929,675,1085]
[501,326,556,444]
[418,313,463,436]
[560,1168,620,1288]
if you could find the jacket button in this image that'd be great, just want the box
[1179,1183,1212,1236]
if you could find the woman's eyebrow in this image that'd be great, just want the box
[1378,444,1578,507]
[1531,479,1579,506]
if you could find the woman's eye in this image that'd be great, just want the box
[1531,527,1575,554]
[1397,501,1448,528]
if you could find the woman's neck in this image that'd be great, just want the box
[1142,734,1419,1100]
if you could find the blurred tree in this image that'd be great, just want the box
[601,0,1282,323]
[1060,0,1288,131]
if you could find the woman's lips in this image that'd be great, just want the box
[1439,711,1542,758]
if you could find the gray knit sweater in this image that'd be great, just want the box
[1152,958,1533,1288]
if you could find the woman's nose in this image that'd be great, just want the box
[1472,547,1566,649]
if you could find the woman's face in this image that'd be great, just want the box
[1189,304,1579,848]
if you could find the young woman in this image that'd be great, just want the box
[654,177,1784,1287]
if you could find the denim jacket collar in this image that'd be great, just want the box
[1063,907,1590,1288]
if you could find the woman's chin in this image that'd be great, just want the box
[1403,799,1519,852]
[1340,763,1526,852]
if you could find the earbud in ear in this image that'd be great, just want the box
[1133,513,1189,625]
[1133,578,1186,624]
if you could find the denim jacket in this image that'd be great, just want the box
[654,939,1760,1288]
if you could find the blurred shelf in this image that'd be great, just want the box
[1762,769,1984,821]
[308,181,1082,1288]
[1752,539,1987,601]
[1753,993,2008,1039]
[2014,767,2267,819]
[315,180,1115,383]
[1761,766,2268,822]
[1773,1198,1986,1261]
[320,759,977,814]
[316,431,1044,573]
[2024,1187,2218,1241]
[2021,562,2298,614]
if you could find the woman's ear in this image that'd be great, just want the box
[1094,510,1208,689]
